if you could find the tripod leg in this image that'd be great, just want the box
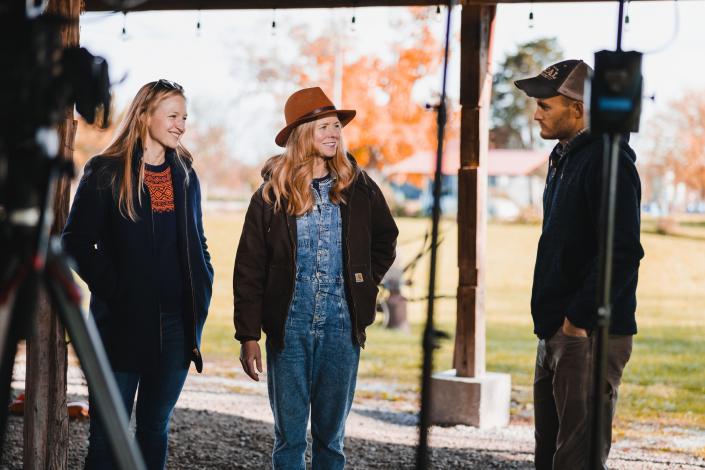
[43,251,145,470]
[0,263,41,461]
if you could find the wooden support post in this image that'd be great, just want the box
[24,0,80,468]
[454,3,496,378]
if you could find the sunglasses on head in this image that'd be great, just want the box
[151,79,184,93]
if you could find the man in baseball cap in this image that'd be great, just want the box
[515,60,644,470]
[515,59,592,144]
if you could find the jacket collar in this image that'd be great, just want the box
[131,143,188,179]
[550,130,637,169]
[550,129,596,168]
[555,127,590,158]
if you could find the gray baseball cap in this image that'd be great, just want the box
[514,59,592,101]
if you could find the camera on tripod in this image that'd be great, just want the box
[0,1,111,264]
[0,5,145,469]
[0,1,111,227]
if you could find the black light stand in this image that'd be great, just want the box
[588,130,621,470]
[416,2,454,468]
[588,1,642,468]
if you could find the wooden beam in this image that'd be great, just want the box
[24,0,80,468]
[84,0,454,11]
[83,0,640,12]
[454,3,495,378]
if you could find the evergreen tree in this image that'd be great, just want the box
[491,38,564,149]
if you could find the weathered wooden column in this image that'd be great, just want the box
[454,2,495,378]
[430,3,510,429]
[24,0,80,467]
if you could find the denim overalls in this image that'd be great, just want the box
[266,176,360,470]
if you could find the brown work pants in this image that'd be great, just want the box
[534,329,633,470]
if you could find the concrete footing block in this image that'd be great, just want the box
[430,370,511,429]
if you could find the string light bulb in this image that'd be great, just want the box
[196,10,202,37]
[121,11,128,40]
[271,8,277,36]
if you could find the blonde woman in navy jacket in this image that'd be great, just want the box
[63,80,213,470]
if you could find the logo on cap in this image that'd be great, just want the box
[540,66,561,80]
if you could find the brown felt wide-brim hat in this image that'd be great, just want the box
[275,87,356,147]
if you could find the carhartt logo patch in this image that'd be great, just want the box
[540,66,560,80]
[355,273,364,283]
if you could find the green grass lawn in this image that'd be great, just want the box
[201,212,705,428]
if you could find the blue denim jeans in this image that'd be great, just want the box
[266,177,361,470]
[85,310,189,470]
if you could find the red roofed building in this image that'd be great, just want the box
[383,141,549,218]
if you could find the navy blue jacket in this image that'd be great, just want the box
[62,150,213,372]
[531,131,644,339]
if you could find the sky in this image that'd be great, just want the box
[77,1,704,163]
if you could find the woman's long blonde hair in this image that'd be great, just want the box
[100,81,192,221]
[262,119,356,216]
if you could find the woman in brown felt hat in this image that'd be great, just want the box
[233,87,398,469]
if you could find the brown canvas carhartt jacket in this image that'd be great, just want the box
[233,158,398,350]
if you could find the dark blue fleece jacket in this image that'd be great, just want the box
[531,131,644,339]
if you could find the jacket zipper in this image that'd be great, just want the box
[183,177,199,362]
[545,152,573,221]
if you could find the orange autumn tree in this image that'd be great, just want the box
[253,7,453,169]
[344,44,444,168]
[646,89,705,201]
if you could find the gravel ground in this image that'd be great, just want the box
[2,361,704,469]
